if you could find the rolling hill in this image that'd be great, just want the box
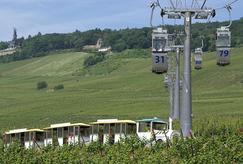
[0,48,242,132]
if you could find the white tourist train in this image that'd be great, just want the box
[3,118,179,148]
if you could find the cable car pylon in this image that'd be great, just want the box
[158,0,216,137]
[149,0,240,138]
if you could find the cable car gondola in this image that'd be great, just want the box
[194,39,204,70]
[194,48,203,70]
[216,5,232,66]
[216,26,231,66]
[152,27,171,74]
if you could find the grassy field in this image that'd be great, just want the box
[0,48,242,132]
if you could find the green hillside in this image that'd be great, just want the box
[0,48,242,131]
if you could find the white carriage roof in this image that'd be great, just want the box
[90,119,136,125]
[5,128,44,134]
[5,128,27,134]
[27,129,44,132]
[43,122,90,130]
[136,117,168,124]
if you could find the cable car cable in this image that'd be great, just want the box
[176,0,183,8]
[150,4,156,27]
[195,0,200,8]
[150,1,159,27]
[227,0,239,6]
[169,0,176,9]
[191,0,195,8]
[191,0,200,8]
[225,4,232,28]
[215,0,239,10]
[207,14,212,23]
[201,39,204,49]
[150,1,163,27]
[201,0,207,9]
[157,0,162,9]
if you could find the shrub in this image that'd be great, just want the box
[0,131,242,163]
[37,81,48,90]
[83,52,106,68]
[54,84,64,90]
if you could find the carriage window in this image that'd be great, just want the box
[127,124,136,134]
[81,127,90,137]
[121,124,126,133]
[153,37,166,51]
[64,127,68,138]
[83,127,90,137]
[11,134,16,141]
[104,124,109,134]
[20,133,25,146]
[92,125,98,134]
[75,127,79,136]
[46,130,51,138]
[5,135,10,143]
[53,128,58,138]
[80,128,84,136]
[195,52,202,56]
[58,128,63,138]
[217,34,230,46]
[24,132,29,141]
[138,122,151,132]
[69,127,74,136]
[110,124,115,134]
[99,125,104,133]
[167,35,174,46]
[17,133,21,140]
[36,132,44,141]
[152,122,168,131]
[115,124,121,133]
[30,132,34,141]
[195,61,202,64]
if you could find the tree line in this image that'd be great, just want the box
[0,18,243,63]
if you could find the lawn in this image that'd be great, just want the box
[0,48,242,132]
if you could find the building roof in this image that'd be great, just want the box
[137,117,168,124]
[90,119,136,125]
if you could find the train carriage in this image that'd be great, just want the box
[43,122,90,146]
[136,118,179,142]
[3,128,45,149]
[90,119,136,144]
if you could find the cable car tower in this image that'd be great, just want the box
[153,0,216,137]
[216,5,232,66]
[149,0,239,137]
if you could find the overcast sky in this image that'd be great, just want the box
[0,0,242,41]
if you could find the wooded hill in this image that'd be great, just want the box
[0,18,243,63]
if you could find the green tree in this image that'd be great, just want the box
[37,81,48,90]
